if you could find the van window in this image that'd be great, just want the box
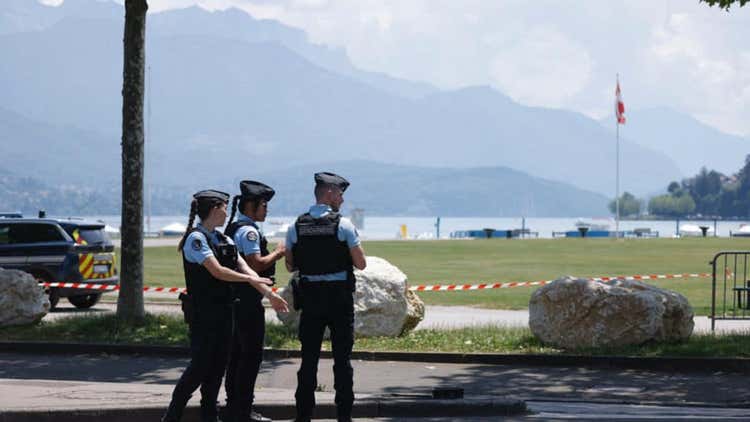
[0,225,9,244]
[75,228,109,245]
[3,223,65,243]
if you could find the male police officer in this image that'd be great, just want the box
[224,181,286,422]
[285,172,366,422]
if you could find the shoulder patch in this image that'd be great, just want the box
[191,238,202,251]
[246,230,258,242]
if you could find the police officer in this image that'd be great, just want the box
[162,190,287,422]
[224,181,287,422]
[285,172,367,422]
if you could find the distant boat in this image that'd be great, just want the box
[732,224,750,237]
[574,218,613,231]
[103,225,120,236]
[679,223,714,237]
[267,223,289,238]
[159,222,187,236]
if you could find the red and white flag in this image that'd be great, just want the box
[615,79,626,124]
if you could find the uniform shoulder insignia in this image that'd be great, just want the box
[191,238,202,251]
[246,230,258,242]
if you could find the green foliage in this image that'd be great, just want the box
[135,237,750,316]
[3,316,749,357]
[608,191,642,217]
[700,0,749,10]
[648,193,696,217]
[651,155,750,218]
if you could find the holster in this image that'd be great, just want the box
[178,292,194,325]
[290,277,305,311]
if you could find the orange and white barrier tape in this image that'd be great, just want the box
[408,272,710,292]
[38,272,711,295]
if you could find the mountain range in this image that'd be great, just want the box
[1,0,747,216]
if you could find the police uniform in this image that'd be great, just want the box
[163,190,236,422]
[223,181,276,422]
[288,173,359,422]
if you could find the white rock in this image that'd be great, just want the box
[529,276,694,349]
[276,256,424,337]
[0,268,50,327]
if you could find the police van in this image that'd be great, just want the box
[0,213,118,309]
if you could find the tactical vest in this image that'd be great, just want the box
[224,219,276,279]
[292,212,352,278]
[182,228,236,305]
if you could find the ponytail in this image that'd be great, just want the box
[227,195,241,228]
[177,199,198,252]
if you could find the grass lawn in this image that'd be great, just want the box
[126,237,750,315]
[2,313,748,358]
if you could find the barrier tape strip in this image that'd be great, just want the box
[38,272,711,295]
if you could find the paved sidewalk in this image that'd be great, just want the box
[1,351,750,421]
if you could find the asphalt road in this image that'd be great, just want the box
[1,352,750,420]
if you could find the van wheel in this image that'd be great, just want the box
[68,294,102,309]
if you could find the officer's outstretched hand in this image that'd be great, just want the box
[252,276,275,286]
[268,292,289,313]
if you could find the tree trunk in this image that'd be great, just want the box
[117,0,148,321]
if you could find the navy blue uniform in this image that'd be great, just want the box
[287,204,359,422]
[163,225,236,422]
[224,215,271,421]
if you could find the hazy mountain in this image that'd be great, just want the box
[600,108,749,177]
[0,106,119,185]
[0,0,435,100]
[0,160,608,217]
[0,9,682,197]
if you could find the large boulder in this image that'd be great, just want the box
[0,268,50,327]
[276,256,424,337]
[529,276,693,349]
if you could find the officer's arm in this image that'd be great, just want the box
[245,249,283,273]
[235,255,280,297]
[202,256,271,286]
[284,227,295,272]
[285,248,295,272]
[350,245,366,270]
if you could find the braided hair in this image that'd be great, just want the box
[227,195,241,228]
[177,197,227,252]
[177,199,198,252]
[227,195,259,226]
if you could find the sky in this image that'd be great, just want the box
[44,0,750,137]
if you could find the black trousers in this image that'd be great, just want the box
[164,303,232,422]
[224,297,265,421]
[295,283,354,422]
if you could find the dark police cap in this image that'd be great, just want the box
[193,189,230,203]
[239,180,275,201]
[314,172,350,192]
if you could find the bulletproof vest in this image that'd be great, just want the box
[292,212,352,278]
[225,219,275,278]
[182,228,236,305]
[224,221,276,302]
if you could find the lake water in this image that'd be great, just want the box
[76,215,750,240]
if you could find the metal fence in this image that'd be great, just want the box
[710,251,750,330]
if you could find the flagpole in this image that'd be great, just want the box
[616,110,620,238]
[615,74,620,239]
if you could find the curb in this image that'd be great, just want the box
[0,397,527,422]
[1,341,749,373]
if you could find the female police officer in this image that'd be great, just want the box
[223,181,287,422]
[162,189,288,422]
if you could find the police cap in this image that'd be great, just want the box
[193,189,230,203]
[314,172,350,192]
[239,180,275,201]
